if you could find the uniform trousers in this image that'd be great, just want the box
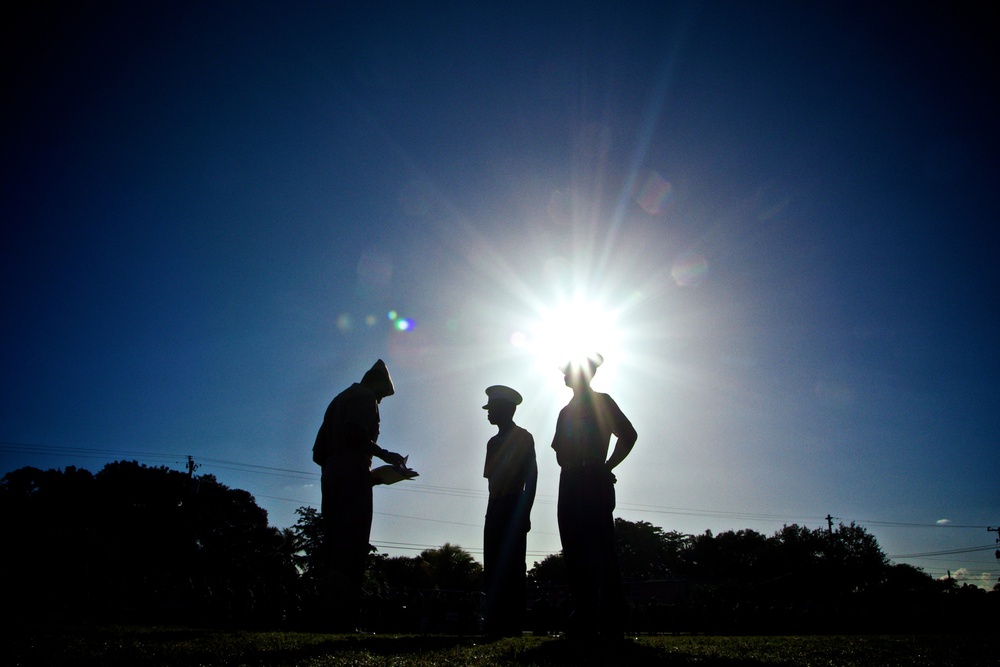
[556,465,624,637]
[321,480,373,631]
[483,492,529,636]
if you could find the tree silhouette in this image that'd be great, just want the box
[289,506,325,578]
[528,552,568,588]
[1,465,98,618]
[5,465,991,632]
[418,543,483,592]
[1,462,296,626]
[614,518,690,583]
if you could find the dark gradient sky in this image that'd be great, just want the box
[3,2,997,587]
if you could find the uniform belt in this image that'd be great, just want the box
[562,460,606,470]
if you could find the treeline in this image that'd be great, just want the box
[2,462,296,627]
[2,462,994,633]
[528,520,996,634]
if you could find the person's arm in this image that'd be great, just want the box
[312,425,328,466]
[523,448,538,531]
[345,423,406,465]
[550,409,568,468]
[373,444,406,467]
[312,442,326,466]
[604,397,637,472]
[341,401,406,466]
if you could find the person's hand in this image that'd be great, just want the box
[382,450,406,467]
[605,463,617,484]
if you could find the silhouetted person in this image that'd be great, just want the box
[312,359,406,632]
[551,353,637,640]
[482,385,537,638]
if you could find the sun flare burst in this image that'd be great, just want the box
[512,296,624,376]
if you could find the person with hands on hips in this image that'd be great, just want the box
[550,353,637,641]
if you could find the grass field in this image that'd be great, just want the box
[8,625,994,666]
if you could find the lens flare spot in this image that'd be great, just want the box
[671,252,708,286]
[632,169,673,215]
[335,313,353,332]
[365,315,377,327]
[386,309,414,332]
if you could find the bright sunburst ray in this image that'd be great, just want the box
[515,295,625,375]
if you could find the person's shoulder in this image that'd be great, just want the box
[512,423,535,440]
[554,401,576,425]
[338,384,379,418]
[594,391,625,412]
[510,424,537,455]
[343,382,377,400]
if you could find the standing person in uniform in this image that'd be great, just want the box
[482,385,538,638]
[551,353,637,640]
[312,359,407,632]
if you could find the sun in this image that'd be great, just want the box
[512,295,625,377]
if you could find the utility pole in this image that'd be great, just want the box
[825,514,834,535]
[990,527,999,586]
[186,455,201,494]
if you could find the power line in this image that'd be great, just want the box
[6,441,997,571]
[0,441,183,464]
[918,568,998,576]
[900,554,999,564]
[616,503,830,524]
[842,517,992,530]
[3,440,994,537]
[195,456,321,480]
[886,545,997,559]
[370,540,553,558]
[255,493,560,538]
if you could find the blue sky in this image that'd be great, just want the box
[2,2,997,588]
